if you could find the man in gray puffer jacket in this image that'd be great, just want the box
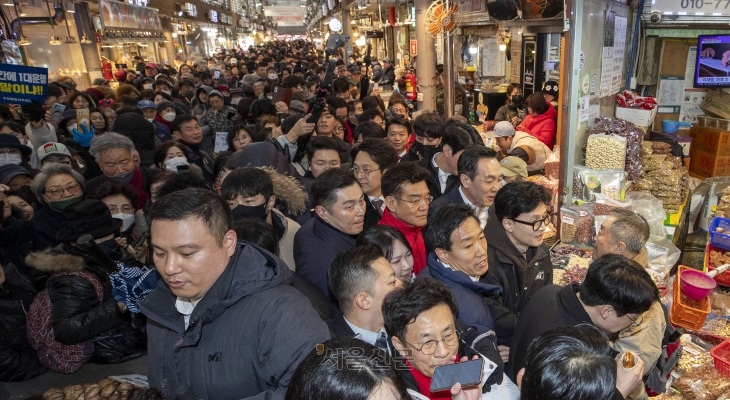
[139,188,330,400]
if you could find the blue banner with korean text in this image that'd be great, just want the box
[0,64,48,104]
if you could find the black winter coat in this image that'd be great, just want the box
[30,205,66,253]
[0,263,47,382]
[419,149,459,200]
[25,244,146,365]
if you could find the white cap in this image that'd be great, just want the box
[230,58,238,64]
[486,121,516,138]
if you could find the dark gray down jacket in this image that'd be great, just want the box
[139,241,331,400]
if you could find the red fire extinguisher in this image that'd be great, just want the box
[405,70,417,101]
[102,60,113,80]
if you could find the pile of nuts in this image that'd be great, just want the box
[561,222,577,243]
[42,379,135,400]
[575,215,594,245]
[585,134,627,170]
[674,364,730,400]
[594,202,630,216]
[676,340,714,375]
[544,159,559,181]
[702,318,730,338]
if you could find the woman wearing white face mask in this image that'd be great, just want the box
[86,181,148,263]
[153,141,192,173]
[0,122,35,173]
[154,100,177,131]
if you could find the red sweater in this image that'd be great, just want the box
[518,104,557,150]
[379,208,427,275]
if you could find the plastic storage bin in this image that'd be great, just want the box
[711,338,730,378]
[670,266,711,331]
[705,243,730,286]
[710,217,730,250]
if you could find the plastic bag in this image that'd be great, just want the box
[561,204,594,246]
[645,237,680,288]
[560,206,579,243]
[544,150,560,181]
[583,117,645,182]
[573,167,626,203]
[585,134,627,170]
[674,364,730,399]
[626,192,668,239]
[593,193,632,216]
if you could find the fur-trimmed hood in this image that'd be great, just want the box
[25,248,86,273]
[218,166,308,215]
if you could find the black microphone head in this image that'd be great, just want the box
[76,234,95,248]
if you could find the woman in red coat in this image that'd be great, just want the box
[517,93,557,150]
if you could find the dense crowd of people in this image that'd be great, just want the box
[0,40,661,400]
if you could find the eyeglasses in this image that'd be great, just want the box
[351,166,380,177]
[46,182,81,196]
[510,214,553,231]
[334,126,345,134]
[405,330,459,355]
[396,196,433,206]
[626,313,643,327]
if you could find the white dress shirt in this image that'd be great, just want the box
[344,317,391,354]
[431,153,451,193]
[459,186,489,229]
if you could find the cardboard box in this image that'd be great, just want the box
[701,89,730,120]
[684,157,690,170]
[615,106,658,127]
[689,127,730,156]
[689,148,730,178]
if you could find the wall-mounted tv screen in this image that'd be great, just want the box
[696,35,730,88]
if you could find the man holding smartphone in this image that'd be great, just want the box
[383,277,520,398]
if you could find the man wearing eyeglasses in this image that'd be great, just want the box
[482,182,554,362]
[379,163,432,276]
[383,277,520,399]
[594,209,667,400]
[351,138,398,230]
[508,254,658,400]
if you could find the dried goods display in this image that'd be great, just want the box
[42,379,137,400]
[584,117,645,182]
[676,337,714,375]
[633,140,689,214]
[717,187,730,219]
[585,134,627,170]
[710,249,730,270]
[544,150,560,181]
[701,318,730,338]
[673,364,730,400]
[573,167,626,203]
[552,255,591,286]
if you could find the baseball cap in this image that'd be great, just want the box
[115,70,127,80]
[230,58,238,64]
[0,164,31,186]
[348,66,361,75]
[137,100,156,110]
[486,121,516,138]
[382,58,392,63]
[37,142,72,162]
[500,157,528,178]
[145,63,159,70]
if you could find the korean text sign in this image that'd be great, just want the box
[0,64,48,105]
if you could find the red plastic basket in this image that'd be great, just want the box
[706,243,730,287]
[670,266,711,331]
[711,338,730,378]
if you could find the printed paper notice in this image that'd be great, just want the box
[214,132,229,153]
[657,76,684,114]
[610,16,627,95]
[588,102,601,126]
[579,96,590,123]
[482,37,506,77]
[680,46,708,123]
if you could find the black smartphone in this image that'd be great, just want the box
[177,165,190,173]
[430,359,483,393]
[213,70,221,80]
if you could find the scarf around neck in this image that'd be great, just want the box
[379,208,426,275]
